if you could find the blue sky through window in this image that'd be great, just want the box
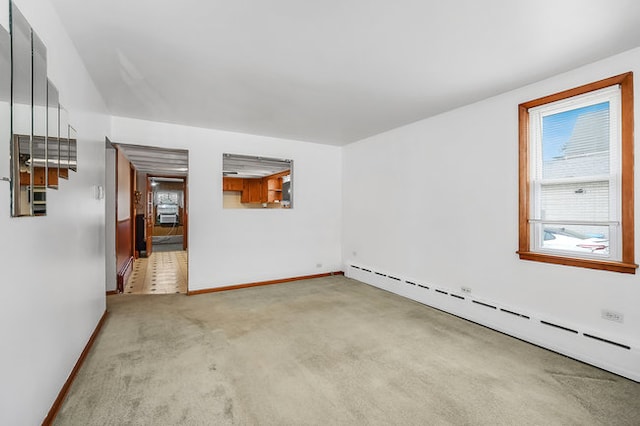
[542,102,609,161]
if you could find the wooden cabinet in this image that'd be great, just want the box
[48,168,59,187]
[266,176,283,203]
[19,172,30,186]
[241,178,263,203]
[223,173,288,205]
[222,177,243,191]
[20,168,47,186]
[34,168,46,185]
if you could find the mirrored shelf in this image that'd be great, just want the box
[5,1,79,217]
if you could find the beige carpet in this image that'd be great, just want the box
[54,276,640,425]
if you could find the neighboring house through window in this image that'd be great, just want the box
[518,72,636,273]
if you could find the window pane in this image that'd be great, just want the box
[541,225,609,256]
[542,102,609,180]
[540,180,609,222]
[520,74,633,271]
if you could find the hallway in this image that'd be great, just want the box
[125,250,188,294]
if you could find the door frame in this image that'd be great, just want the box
[145,174,188,254]
[145,175,153,256]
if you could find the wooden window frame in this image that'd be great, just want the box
[518,72,637,274]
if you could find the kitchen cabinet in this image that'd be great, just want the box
[241,178,263,203]
[48,168,59,187]
[20,168,47,186]
[19,172,30,186]
[222,177,243,191]
[223,173,288,205]
[266,176,283,203]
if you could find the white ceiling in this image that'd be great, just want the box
[223,153,291,178]
[115,143,188,176]
[50,0,640,146]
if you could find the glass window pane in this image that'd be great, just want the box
[542,102,610,180]
[540,180,609,222]
[540,225,609,256]
[11,4,32,216]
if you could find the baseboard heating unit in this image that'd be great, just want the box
[346,263,639,382]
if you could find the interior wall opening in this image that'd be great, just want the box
[111,143,189,295]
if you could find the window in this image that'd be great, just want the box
[222,153,293,209]
[518,73,636,273]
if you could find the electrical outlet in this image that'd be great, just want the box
[316,263,322,268]
[601,309,624,323]
[461,287,472,294]
[352,251,357,257]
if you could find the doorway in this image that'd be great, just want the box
[146,176,187,255]
[109,142,189,295]
[126,251,188,294]
[125,175,188,294]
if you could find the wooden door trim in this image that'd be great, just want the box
[145,175,153,256]
[183,175,188,251]
[146,173,188,251]
[130,165,136,259]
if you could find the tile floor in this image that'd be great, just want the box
[125,250,188,294]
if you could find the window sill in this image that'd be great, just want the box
[517,251,638,274]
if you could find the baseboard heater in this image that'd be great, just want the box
[116,256,133,293]
[346,263,639,382]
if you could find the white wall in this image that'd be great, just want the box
[0,2,635,423]
[105,143,117,292]
[0,0,6,31]
[343,47,640,381]
[0,0,110,424]
[111,117,342,290]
